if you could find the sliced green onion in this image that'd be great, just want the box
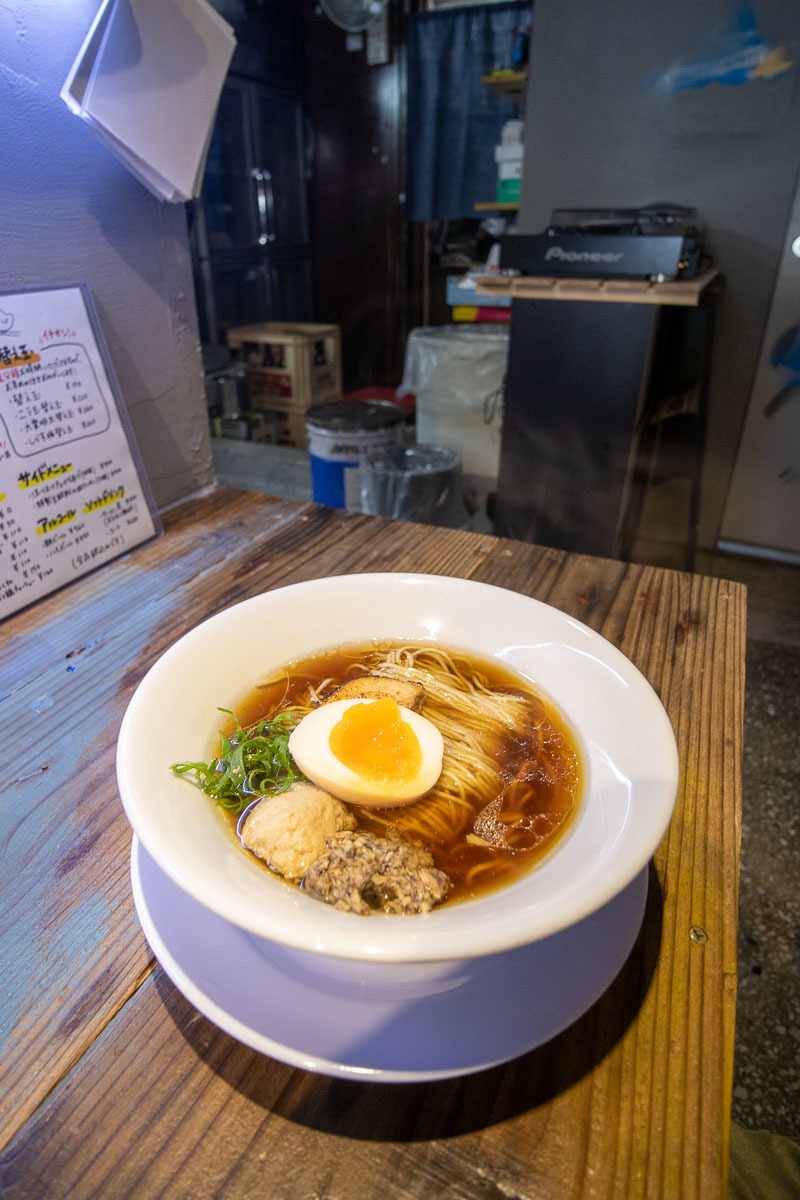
[171,707,305,814]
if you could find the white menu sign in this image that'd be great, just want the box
[0,284,161,620]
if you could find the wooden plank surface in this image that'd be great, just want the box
[475,269,719,307]
[0,490,745,1198]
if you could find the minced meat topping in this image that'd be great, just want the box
[302,830,449,915]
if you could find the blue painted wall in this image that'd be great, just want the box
[0,0,215,510]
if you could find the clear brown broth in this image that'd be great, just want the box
[224,641,583,905]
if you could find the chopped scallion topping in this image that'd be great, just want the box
[171,708,305,814]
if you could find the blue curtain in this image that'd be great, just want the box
[406,2,531,222]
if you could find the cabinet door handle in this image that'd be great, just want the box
[251,167,276,245]
[262,168,276,243]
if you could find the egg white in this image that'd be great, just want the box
[287,697,444,808]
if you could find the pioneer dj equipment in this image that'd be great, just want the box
[492,203,718,563]
[500,204,705,280]
[548,204,700,237]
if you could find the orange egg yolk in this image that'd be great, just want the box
[329,697,422,786]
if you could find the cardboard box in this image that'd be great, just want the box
[446,275,511,308]
[452,306,511,323]
[496,178,521,203]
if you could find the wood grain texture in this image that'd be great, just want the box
[0,491,745,1199]
[475,269,719,308]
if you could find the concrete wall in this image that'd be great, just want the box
[0,0,215,511]
[518,0,800,550]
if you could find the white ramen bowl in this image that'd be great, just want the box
[117,573,678,964]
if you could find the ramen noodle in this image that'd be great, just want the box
[225,641,583,906]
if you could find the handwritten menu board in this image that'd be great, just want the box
[0,284,161,620]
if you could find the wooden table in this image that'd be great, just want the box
[0,490,745,1199]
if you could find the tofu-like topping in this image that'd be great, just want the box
[239,781,355,881]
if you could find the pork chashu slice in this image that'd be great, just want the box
[319,674,425,713]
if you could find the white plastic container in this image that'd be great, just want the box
[500,118,524,146]
[398,325,509,490]
[497,159,523,181]
[494,143,524,163]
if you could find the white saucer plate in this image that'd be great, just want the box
[131,836,649,1083]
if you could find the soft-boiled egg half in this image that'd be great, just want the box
[288,695,443,808]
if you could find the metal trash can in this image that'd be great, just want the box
[360,444,467,528]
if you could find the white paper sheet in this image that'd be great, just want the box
[62,0,235,202]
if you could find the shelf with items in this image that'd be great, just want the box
[480,70,526,106]
[477,77,525,211]
[474,268,720,308]
[474,200,519,212]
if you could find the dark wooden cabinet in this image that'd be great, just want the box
[196,0,420,387]
[192,74,313,345]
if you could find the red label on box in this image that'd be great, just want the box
[248,369,293,398]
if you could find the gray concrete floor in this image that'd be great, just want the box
[696,551,800,1140]
[212,436,800,1138]
[211,437,313,506]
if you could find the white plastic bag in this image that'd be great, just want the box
[398,325,509,484]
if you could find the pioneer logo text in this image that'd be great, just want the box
[544,246,624,263]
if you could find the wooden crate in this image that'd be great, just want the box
[226,322,342,411]
[250,406,310,449]
[246,398,342,449]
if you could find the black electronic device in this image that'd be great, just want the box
[500,204,705,280]
[548,204,701,237]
